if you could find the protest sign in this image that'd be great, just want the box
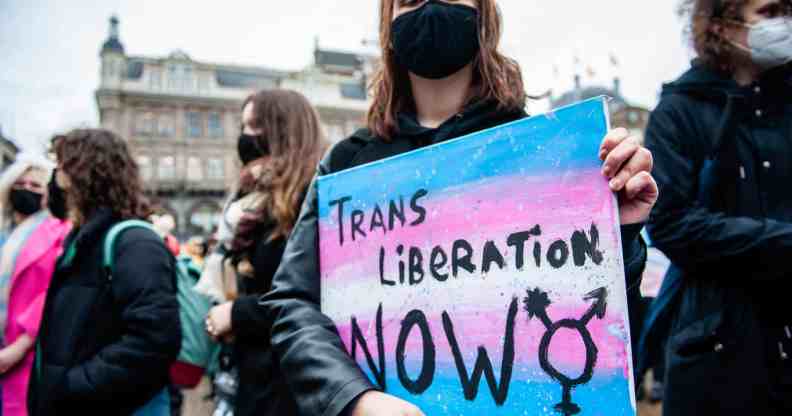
[318,97,635,415]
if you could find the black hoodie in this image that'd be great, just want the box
[644,62,792,414]
[237,99,647,416]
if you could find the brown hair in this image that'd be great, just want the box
[368,0,526,140]
[680,0,792,72]
[53,129,150,225]
[235,90,327,245]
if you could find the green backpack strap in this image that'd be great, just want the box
[103,220,157,280]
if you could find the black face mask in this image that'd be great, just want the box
[237,133,268,165]
[10,189,43,216]
[391,0,480,79]
[47,171,68,220]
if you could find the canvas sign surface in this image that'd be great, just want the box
[318,97,636,415]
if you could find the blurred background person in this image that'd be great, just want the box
[200,89,327,416]
[0,153,70,416]
[28,129,181,415]
[642,0,792,414]
[151,213,181,257]
[183,236,209,269]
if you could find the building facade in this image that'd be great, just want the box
[0,127,19,171]
[551,75,650,143]
[96,16,375,238]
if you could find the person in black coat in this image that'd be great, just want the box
[641,0,792,414]
[27,129,181,415]
[233,1,659,415]
[203,89,327,416]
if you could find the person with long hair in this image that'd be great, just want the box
[640,0,792,414]
[248,1,656,415]
[0,153,70,416]
[27,130,181,415]
[199,89,327,416]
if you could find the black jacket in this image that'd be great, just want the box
[28,208,181,416]
[252,99,647,416]
[645,62,792,414]
[229,227,291,416]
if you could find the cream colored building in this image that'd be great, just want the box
[0,128,18,171]
[96,16,375,238]
[551,75,650,143]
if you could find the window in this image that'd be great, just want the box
[158,156,176,180]
[158,114,175,137]
[149,68,162,90]
[207,158,224,180]
[137,156,153,181]
[186,111,203,138]
[187,157,203,181]
[190,203,222,235]
[167,64,178,90]
[135,112,155,136]
[207,112,223,138]
[182,66,194,92]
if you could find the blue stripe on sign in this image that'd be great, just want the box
[317,97,609,220]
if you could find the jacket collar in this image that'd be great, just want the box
[12,216,70,282]
[62,207,118,262]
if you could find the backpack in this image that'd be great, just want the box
[104,220,218,388]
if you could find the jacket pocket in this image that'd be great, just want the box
[664,310,734,414]
[668,309,725,362]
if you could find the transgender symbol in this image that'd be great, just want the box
[523,287,608,416]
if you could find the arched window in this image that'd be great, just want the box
[137,156,153,181]
[158,156,176,180]
[189,201,222,236]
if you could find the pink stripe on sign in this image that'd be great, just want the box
[319,170,617,281]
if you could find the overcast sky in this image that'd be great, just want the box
[0,0,694,152]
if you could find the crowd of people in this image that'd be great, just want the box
[0,0,789,415]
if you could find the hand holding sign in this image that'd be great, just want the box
[351,391,425,416]
[599,127,658,225]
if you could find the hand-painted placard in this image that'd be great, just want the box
[318,97,636,415]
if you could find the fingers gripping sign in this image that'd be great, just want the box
[599,128,659,225]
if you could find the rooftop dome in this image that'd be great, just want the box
[100,15,124,55]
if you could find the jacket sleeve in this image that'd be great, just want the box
[256,159,375,416]
[62,231,182,399]
[231,230,286,343]
[645,98,792,280]
[16,292,47,339]
[620,222,646,371]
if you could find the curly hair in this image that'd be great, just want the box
[368,0,526,141]
[233,90,328,247]
[680,0,792,72]
[53,129,150,225]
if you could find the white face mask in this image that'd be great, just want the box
[743,17,792,70]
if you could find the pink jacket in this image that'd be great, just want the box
[2,217,70,416]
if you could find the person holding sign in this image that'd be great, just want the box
[247,1,659,415]
[642,0,792,414]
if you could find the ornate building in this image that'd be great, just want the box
[0,127,19,171]
[95,16,375,238]
[551,75,650,143]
